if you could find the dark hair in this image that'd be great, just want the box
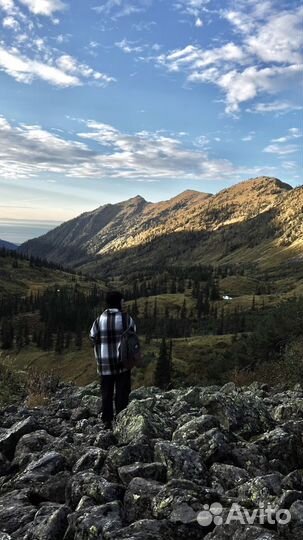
[105,291,124,310]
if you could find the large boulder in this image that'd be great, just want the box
[0,417,39,459]
[80,395,102,416]
[253,427,303,473]
[106,519,173,540]
[172,415,221,444]
[72,448,107,474]
[23,503,70,540]
[65,471,125,509]
[13,430,54,469]
[278,500,303,539]
[124,477,163,523]
[210,463,250,492]
[28,471,71,504]
[113,398,172,444]
[154,440,208,484]
[118,461,166,485]
[199,390,274,439]
[151,478,220,522]
[0,489,37,536]
[63,500,123,540]
[102,439,153,482]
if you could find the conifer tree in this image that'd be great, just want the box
[180,299,187,319]
[1,319,14,349]
[154,337,171,389]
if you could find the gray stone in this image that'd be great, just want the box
[118,461,166,485]
[13,430,54,469]
[113,398,172,444]
[72,448,107,474]
[151,478,219,522]
[65,471,125,509]
[278,499,303,539]
[154,440,208,484]
[210,463,250,492]
[28,471,71,504]
[172,415,221,444]
[63,501,123,540]
[235,473,283,505]
[0,417,38,459]
[124,477,163,523]
[0,490,36,535]
[81,395,102,416]
[102,439,153,482]
[23,503,70,540]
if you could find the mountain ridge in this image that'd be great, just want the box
[0,239,18,250]
[18,176,301,272]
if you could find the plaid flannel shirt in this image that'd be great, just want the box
[89,308,136,376]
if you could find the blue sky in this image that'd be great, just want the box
[0,0,302,243]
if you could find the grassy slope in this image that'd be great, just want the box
[1,245,302,393]
[0,333,236,390]
[0,252,106,296]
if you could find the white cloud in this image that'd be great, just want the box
[158,42,246,71]
[0,0,14,11]
[175,0,209,18]
[271,127,302,143]
[222,9,255,34]
[0,115,238,181]
[217,64,301,114]
[263,144,299,155]
[0,44,115,87]
[55,33,70,44]
[56,54,114,84]
[156,4,303,114]
[247,101,303,114]
[241,131,255,141]
[0,45,77,85]
[282,161,297,170]
[288,127,302,138]
[0,0,115,89]
[115,39,144,54]
[93,0,150,19]
[18,0,66,16]
[246,10,303,64]
[2,15,19,29]
[271,136,287,143]
[194,135,209,147]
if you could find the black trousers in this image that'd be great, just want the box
[100,369,131,423]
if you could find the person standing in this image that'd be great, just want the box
[89,291,136,429]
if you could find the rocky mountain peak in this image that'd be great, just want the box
[125,195,147,204]
[218,176,293,196]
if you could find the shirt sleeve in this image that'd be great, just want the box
[89,318,99,344]
[129,315,136,333]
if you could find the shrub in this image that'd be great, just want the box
[24,367,60,408]
[0,361,26,406]
[276,337,303,386]
[229,337,303,388]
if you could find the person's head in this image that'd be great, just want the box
[105,290,124,310]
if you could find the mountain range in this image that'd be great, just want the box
[0,239,18,250]
[19,176,303,275]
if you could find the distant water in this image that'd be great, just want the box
[0,219,61,245]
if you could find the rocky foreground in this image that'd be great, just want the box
[0,381,303,539]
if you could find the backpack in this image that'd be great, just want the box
[118,313,142,370]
